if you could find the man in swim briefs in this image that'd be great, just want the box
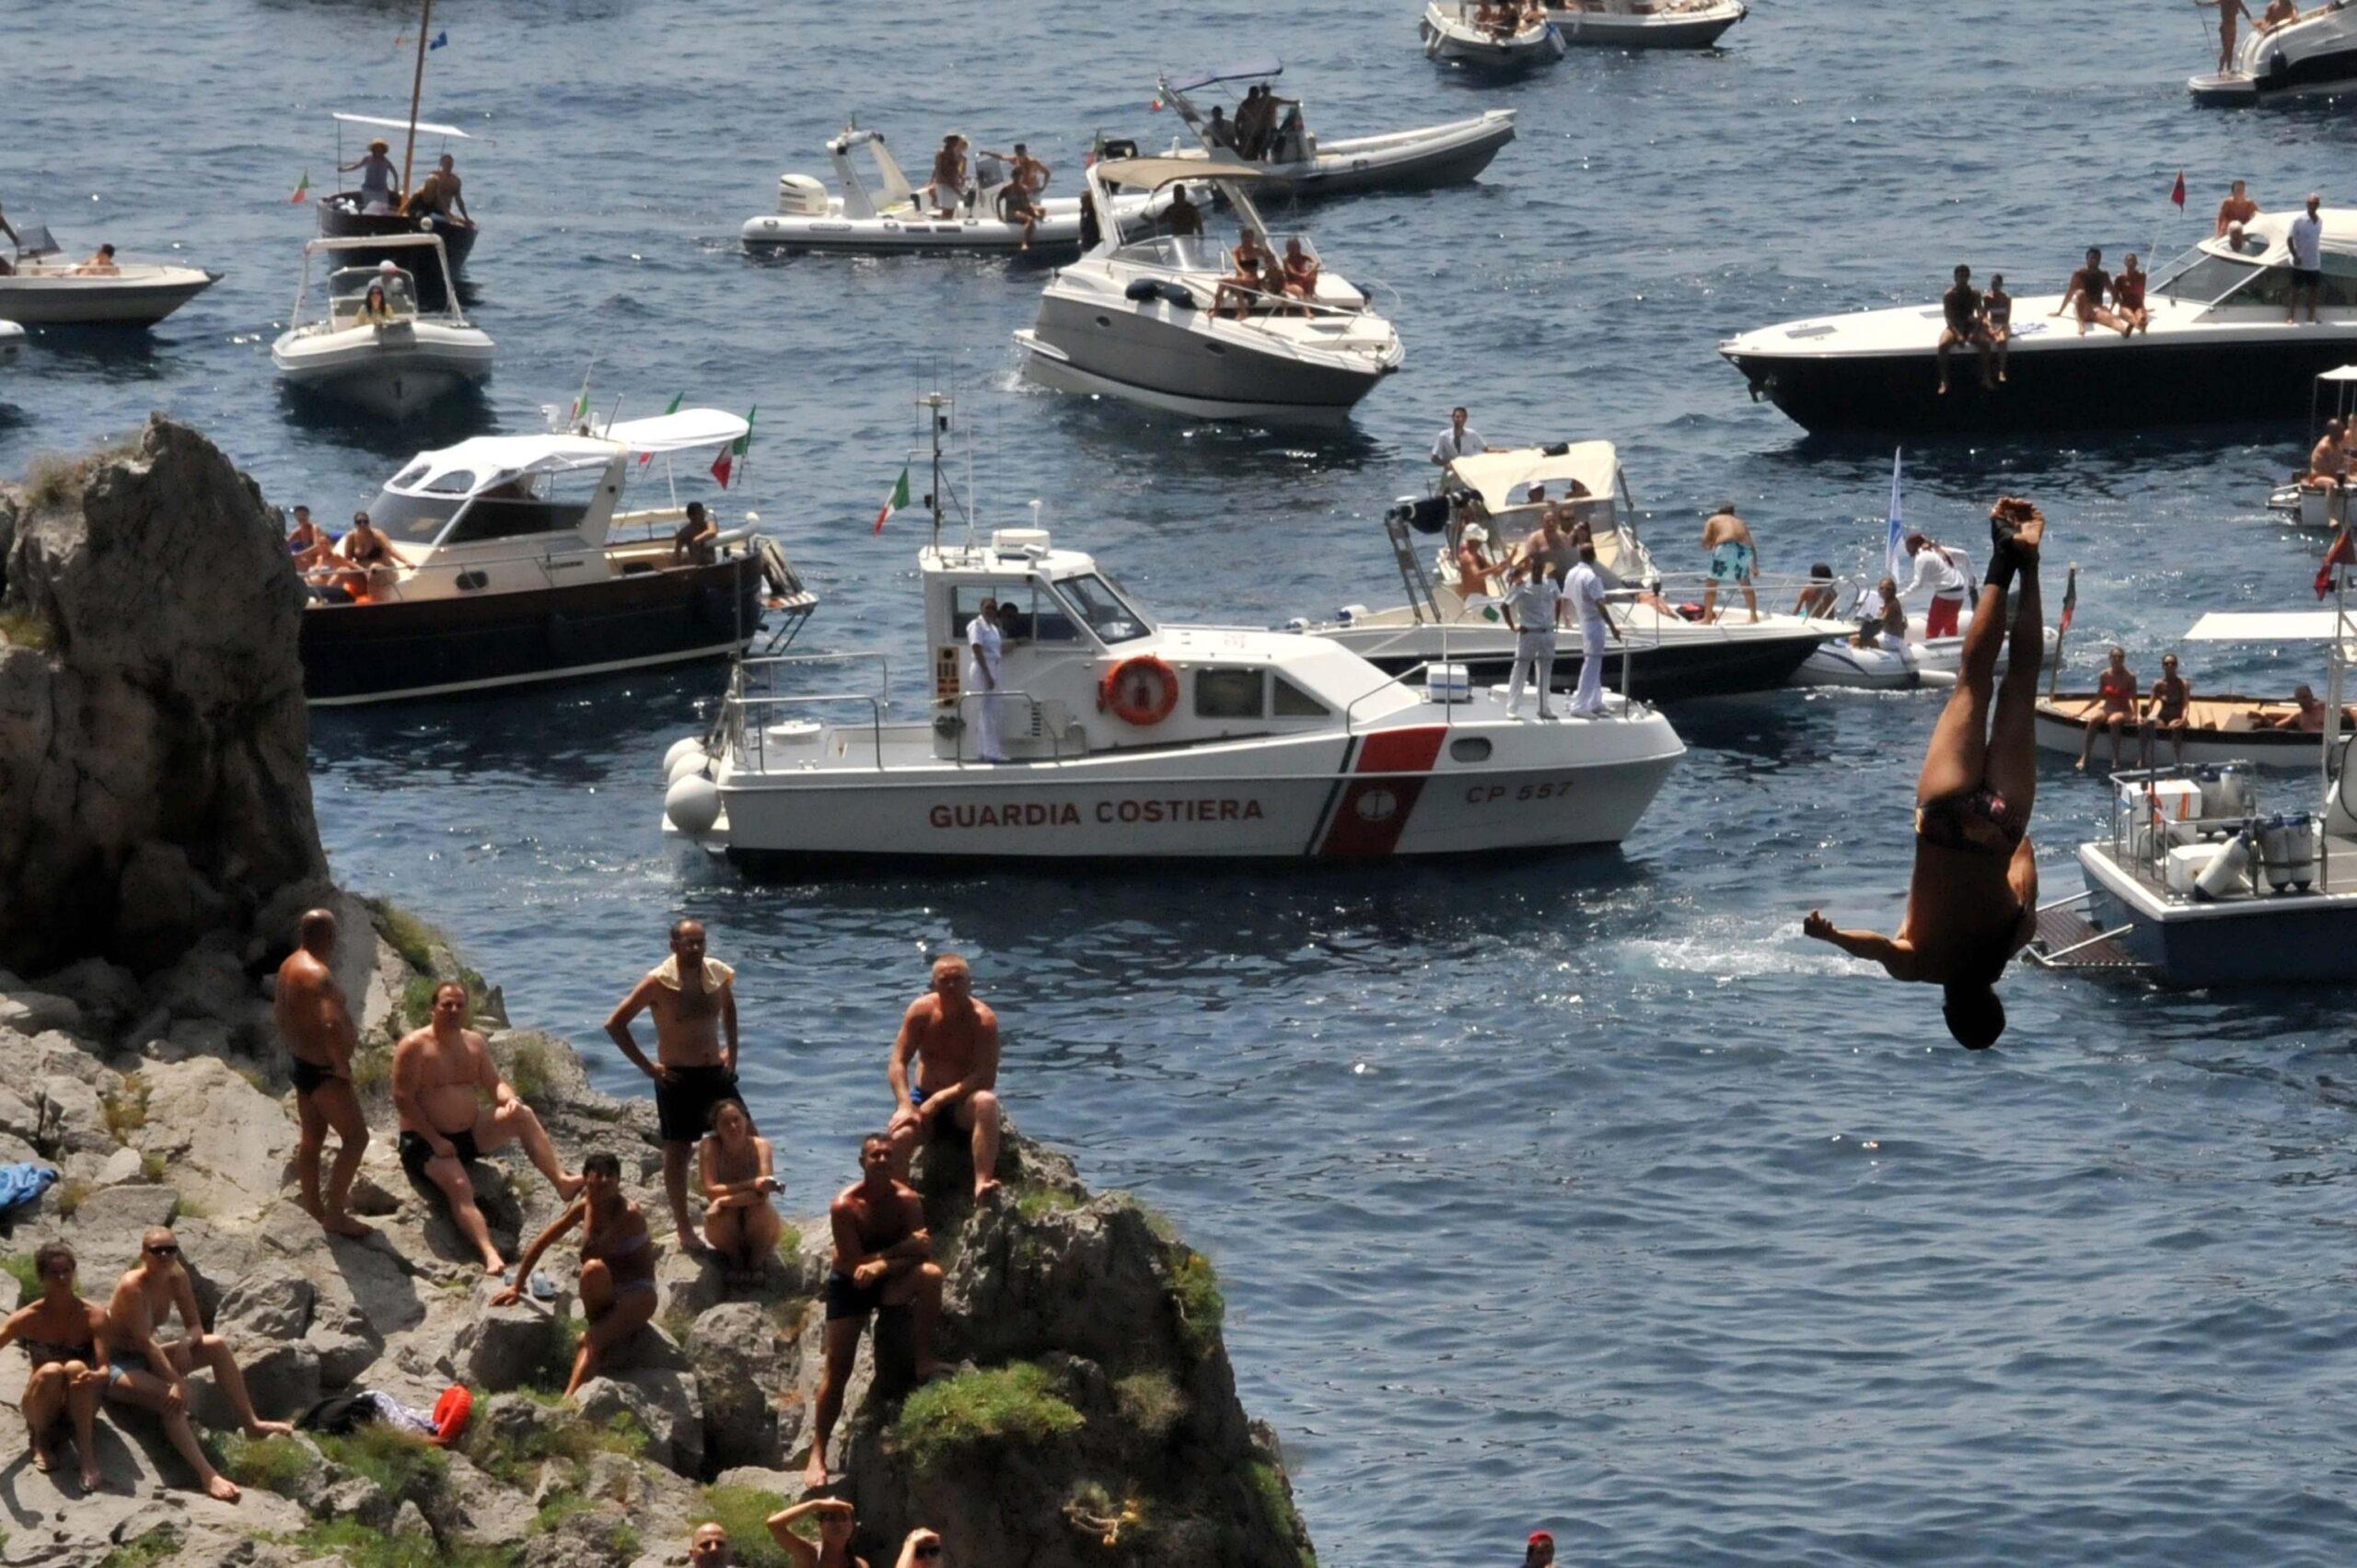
[394,981,584,1272]
[2054,248,2129,337]
[1699,504,1759,623]
[606,918,742,1254]
[885,954,1004,1200]
[1936,263,1994,395]
[805,1133,945,1490]
[275,907,371,1237]
[1804,498,2048,1050]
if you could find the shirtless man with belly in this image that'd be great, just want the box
[804,1133,944,1491]
[606,918,741,1255]
[885,954,1003,1200]
[393,981,583,1272]
[1803,498,2049,1050]
[274,907,371,1237]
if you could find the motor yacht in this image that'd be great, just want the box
[1304,443,1845,699]
[271,234,493,418]
[1721,208,2357,434]
[1541,0,1746,47]
[2191,4,2357,103]
[1014,157,1403,423]
[300,407,810,704]
[1420,2,1568,68]
[1150,61,1515,197]
[742,125,1166,254]
[0,214,218,328]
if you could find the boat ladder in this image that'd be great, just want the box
[2022,888,2143,974]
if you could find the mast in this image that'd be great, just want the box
[400,0,433,198]
[920,390,950,551]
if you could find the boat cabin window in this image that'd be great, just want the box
[1195,668,1263,719]
[1114,234,1226,273]
[1055,574,1149,645]
[367,489,464,546]
[441,470,596,545]
[1271,676,1329,717]
[2154,250,2258,306]
[327,264,418,324]
[948,584,1038,642]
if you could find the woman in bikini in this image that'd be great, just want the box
[698,1098,784,1283]
[1982,274,2013,383]
[2077,645,2140,773]
[0,1242,110,1491]
[493,1151,658,1398]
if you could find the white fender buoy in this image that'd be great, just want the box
[667,749,713,786]
[2194,830,2252,901]
[665,774,722,837]
[663,737,706,777]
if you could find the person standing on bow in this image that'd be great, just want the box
[966,596,1008,762]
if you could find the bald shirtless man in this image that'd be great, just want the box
[885,955,1003,1200]
[104,1227,292,1502]
[393,981,583,1272]
[275,908,371,1237]
[606,918,741,1254]
[1804,497,2049,1050]
[805,1134,945,1490]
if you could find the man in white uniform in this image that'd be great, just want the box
[2287,192,2325,326]
[1565,542,1620,717]
[966,597,1008,762]
[1430,406,1488,468]
[1501,561,1562,718]
[1898,532,1972,640]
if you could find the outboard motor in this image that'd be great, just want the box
[1097,137,1140,161]
[775,174,830,216]
[1399,494,1452,535]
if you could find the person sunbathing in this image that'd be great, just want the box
[493,1151,657,1399]
[698,1098,784,1283]
[0,1242,110,1492]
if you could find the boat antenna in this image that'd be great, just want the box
[401,0,433,198]
[920,389,950,552]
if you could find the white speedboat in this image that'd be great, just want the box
[1151,61,1515,196]
[1722,209,2357,434]
[301,406,809,704]
[1421,1,1568,67]
[271,234,493,418]
[742,125,1166,254]
[663,525,1682,864]
[2191,4,2357,103]
[1542,0,1746,47]
[0,321,22,366]
[0,215,218,327]
[2266,364,2357,528]
[1306,442,1846,699]
[1015,157,1403,423]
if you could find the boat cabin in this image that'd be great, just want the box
[1444,443,1641,565]
[2146,207,2357,317]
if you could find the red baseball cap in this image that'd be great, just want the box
[1528,1531,1554,1546]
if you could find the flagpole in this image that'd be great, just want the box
[400,0,433,199]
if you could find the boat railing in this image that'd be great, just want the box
[2102,762,2331,901]
[944,690,1070,765]
[360,533,761,593]
[1340,601,1652,733]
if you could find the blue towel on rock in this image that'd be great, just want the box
[0,1163,59,1214]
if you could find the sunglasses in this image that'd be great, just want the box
[915,1550,943,1562]
[145,1244,180,1258]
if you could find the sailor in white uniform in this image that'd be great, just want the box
[1565,543,1619,717]
[966,598,1008,762]
[1501,561,1562,719]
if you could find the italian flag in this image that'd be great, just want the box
[639,392,682,465]
[875,467,910,534]
[290,170,311,203]
[711,406,755,489]
[570,385,592,428]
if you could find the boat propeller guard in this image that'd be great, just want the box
[1099,655,1181,726]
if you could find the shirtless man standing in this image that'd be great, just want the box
[804,1134,945,1490]
[275,908,370,1237]
[104,1227,292,1502]
[885,955,1003,1199]
[606,918,741,1254]
[1699,505,1759,624]
[1804,498,2048,1050]
[394,981,583,1272]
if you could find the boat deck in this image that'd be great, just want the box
[2024,902,2144,972]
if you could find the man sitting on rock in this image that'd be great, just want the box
[393,981,585,1273]
[885,954,1004,1201]
[276,906,372,1238]
[605,917,740,1256]
[491,1151,656,1399]
[804,1133,946,1491]
[103,1227,293,1503]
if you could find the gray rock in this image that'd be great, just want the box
[29,957,143,1038]
[221,1273,315,1341]
[163,1016,233,1064]
[142,943,250,1029]
[439,1450,540,1549]
[458,1289,563,1393]
[190,1337,319,1428]
[66,1181,180,1237]
[520,1499,640,1568]
[578,1367,705,1478]
[686,1301,784,1471]
[130,1056,294,1212]
[93,1144,145,1187]
[17,1027,118,1087]
[390,1498,434,1540]
[0,989,84,1038]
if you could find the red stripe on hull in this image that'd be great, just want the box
[1316,726,1446,858]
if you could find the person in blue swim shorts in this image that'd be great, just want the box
[1700,503,1760,623]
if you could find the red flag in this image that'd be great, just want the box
[710,447,732,489]
[2170,170,2186,209]
[2058,567,2078,633]
[2316,528,2354,598]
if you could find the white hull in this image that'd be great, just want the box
[2268,482,2354,529]
[2034,709,2333,772]
[1542,0,1745,47]
[1016,330,1365,424]
[1421,6,1567,65]
[741,192,1161,252]
[2191,7,2357,102]
[0,321,21,366]
[273,327,494,417]
[1791,624,2060,691]
[0,265,219,327]
[1159,113,1515,195]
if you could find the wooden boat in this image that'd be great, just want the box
[2035,691,2346,770]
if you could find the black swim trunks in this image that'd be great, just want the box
[290,1057,337,1096]
[399,1127,482,1182]
[824,1270,888,1321]
[655,1063,740,1144]
[1915,788,2026,854]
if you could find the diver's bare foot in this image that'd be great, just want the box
[78,1463,101,1492]
[803,1451,830,1492]
[203,1472,241,1504]
[322,1212,373,1238]
[555,1174,586,1202]
[482,1255,508,1277]
[247,1419,295,1438]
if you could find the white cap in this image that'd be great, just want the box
[1462,523,1489,543]
[377,260,400,273]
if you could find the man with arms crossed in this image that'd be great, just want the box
[804,1134,946,1490]
[394,981,583,1272]
[607,917,741,1255]
[275,907,371,1237]
[886,954,1004,1199]
[1804,499,2049,1050]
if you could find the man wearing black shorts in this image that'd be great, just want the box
[805,1134,943,1491]
[607,919,741,1256]
[2287,192,2325,326]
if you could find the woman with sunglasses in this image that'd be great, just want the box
[0,1241,110,1491]
[761,1496,870,1568]
[895,1529,946,1567]
[492,1151,658,1398]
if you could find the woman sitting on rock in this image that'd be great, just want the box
[493,1150,657,1398]
[0,1242,110,1492]
[763,1497,868,1568]
[698,1098,783,1284]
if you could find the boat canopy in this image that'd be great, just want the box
[2184,610,2352,642]
[1091,155,1268,190]
[1161,58,1283,93]
[1448,443,1620,513]
[332,111,472,139]
[393,411,749,496]
[2321,365,2357,383]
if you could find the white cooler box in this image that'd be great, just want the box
[2164,842,2221,896]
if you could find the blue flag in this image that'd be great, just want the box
[1883,447,1907,585]
[429,29,448,49]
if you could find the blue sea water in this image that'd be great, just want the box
[10,0,2357,1561]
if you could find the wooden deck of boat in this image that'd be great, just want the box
[2025,903,2143,972]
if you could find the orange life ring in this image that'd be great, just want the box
[1099,656,1180,726]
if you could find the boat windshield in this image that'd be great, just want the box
[2153,248,2259,307]
[327,264,419,324]
[1113,234,1227,273]
[365,487,463,546]
[1054,573,1151,645]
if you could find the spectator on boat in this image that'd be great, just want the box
[2216,179,2260,237]
[2055,247,2130,337]
[1794,563,1840,619]
[1526,1533,1556,1568]
[2225,219,2257,255]
[964,598,1009,761]
[403,154,473,227]
[1280,238,1319,313]
[1851,576,1908,651]
[673,500,720,565]
[886,953,1004,1197]
[2077,645,2140,773]
[74,243,119,276]
[2305,419,2350,489]
[1514,508,1577,583]
[1237,85,1276,160]
[1566,540,1620,718]
[699,1098,782,1284]
[104,1228,294,1504]
[761,1498,868,1568]
[927,135,968,218]
[1010,144,1050,201]
[0,1242,110,1493]
[1898,531,1972,640]
[2271,684,2333,730]
[355,280,395,326]
[286,505,336,571]
[1699,504,1759,624]
[994,177,1044,250]
[2112,253,2150,335]
[1456,518,1502,603]
[1271,105,1309,164]
[2258,0,2302,30]
[1211,237,1265,320]
[2143,653,2193,768]
[277,907,372,1239]
[1982,273,2014,382]
[1502,557,1563,719]
[394,981,585,1274]
[1936,263,1995,395]
[336,510,411,598]
[1077,191,1103,251]
[804,1132,946,1491]
[2200,0,2255,73]
[1165,185,1204,238]
[493,1151,658,1400]
[2287,193,2325,326]
[1203,106,1240,155]
[343,137,401,215]
[1431,405,1488,467]
[607,917,741,1254]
